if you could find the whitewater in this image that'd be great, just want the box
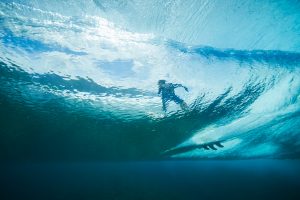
[0,0,300,161]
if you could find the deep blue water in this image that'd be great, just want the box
[1,160,300,200]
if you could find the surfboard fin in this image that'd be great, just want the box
[201,141,224,150]
[202,145,210,150]
[208,144,217,150]
[215,142,224,148]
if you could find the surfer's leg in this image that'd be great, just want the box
[172,96,188,111]
[162,98,167,112]
[180,102,188,111]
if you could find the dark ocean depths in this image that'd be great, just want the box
[1,0,300,199]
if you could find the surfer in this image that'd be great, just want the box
[158,80,189,112]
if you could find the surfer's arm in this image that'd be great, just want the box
[158,87,162,95]
[173,84,189,92]
[173,84,184,88]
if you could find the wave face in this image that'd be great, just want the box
[0,0,300,161]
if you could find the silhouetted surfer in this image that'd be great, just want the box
[158,80,189,112]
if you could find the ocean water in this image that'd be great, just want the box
[0,0,300,199]
[1,160,300,200]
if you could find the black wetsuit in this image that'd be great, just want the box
[158,83,184,112]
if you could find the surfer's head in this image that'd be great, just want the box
[158,80,166,87]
